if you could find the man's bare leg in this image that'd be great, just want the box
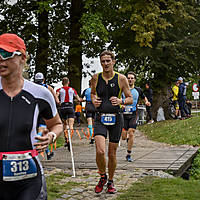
[108,142,118,180]
[107,141,118,193]
[94,135,107,193]
[95,135,106,173]
[68,118,74,131]
[126,128,135,162]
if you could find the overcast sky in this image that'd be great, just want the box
[81,57,102,91]
[53,57,102,93]
[6,0,17,5]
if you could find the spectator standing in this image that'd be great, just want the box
[171,80,180,119]
[178,77,189,119]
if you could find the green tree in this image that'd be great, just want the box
[0,0,70,84]
[35,0,50,77]
[67,0,84,92]
[83,0,200,119]
[1,0,200,105]
[0,0,108,93]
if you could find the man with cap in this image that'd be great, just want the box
[35,72,60,105]
[177,77,190,119]
[35,72,60,160]
[0,33,63,200]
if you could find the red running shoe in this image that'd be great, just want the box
[95,177,107,193]
[107,182,116,194]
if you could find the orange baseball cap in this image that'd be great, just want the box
[0,33,26,56]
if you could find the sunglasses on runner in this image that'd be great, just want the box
[0,48,22,60]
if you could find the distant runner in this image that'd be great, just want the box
[35,72,60,160]
[57,77,81,149]
[81,80,96,144]
[122,71,150,162]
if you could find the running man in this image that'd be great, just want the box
[122,71,150,162]
[35,72,60,160]
[0,33,63,200]
[91,50,133,194]
[81,80,96,144]
[57,77,81,148]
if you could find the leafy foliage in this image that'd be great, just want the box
[83,0,200,90]
[190,150,200,180]
[0,0,70,83]
[1,0,200,93]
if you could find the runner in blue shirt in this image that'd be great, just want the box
[81,80,96,144]
[122,71,150,162]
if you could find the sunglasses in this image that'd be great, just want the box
[0,48,22,60]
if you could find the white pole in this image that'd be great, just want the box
[67,126,75,177]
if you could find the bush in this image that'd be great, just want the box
[190,150,200,180]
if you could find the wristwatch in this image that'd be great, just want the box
[48,132,57,143]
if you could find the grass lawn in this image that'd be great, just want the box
[138,116,200,146]
[116,177,200,200]
[116,116,200,200]
[46,172,84,200]
[46,116,200,199]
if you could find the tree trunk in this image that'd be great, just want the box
[67,0,83,94]
[152,84,173,121]
[35,6,49,80]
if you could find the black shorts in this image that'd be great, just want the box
[123,111,138,131]
[0,174,47,200]
[94,113,124,143]
[85,102,96,119]
[60,102,75,120]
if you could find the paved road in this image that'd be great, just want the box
[42,128,198,176]
[41,126,198,199]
